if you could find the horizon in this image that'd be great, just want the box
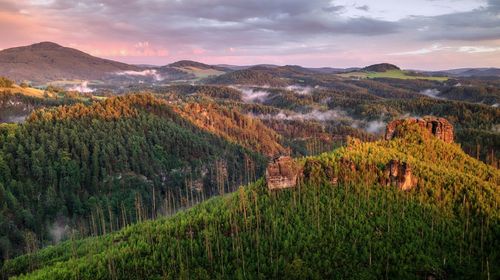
[3,41,499,72]
[1,0,499,70]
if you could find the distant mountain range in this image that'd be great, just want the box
[428,68,500,77]
[0,42,499,84]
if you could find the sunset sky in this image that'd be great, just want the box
[0,0,499,70]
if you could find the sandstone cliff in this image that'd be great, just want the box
[266,156,300,190]
[385,117,454,143]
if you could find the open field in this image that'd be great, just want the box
[174,66,226,79]
[0,84,49,97]
[337,70,449,81]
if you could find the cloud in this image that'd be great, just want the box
[356,5,369,12]
[400,1,500,42]
[389,43,452,55]
[390,44,500,56]
[0,0,498,68]
[1,0,398,51]
[322,4,345,13]
[457,46,500,53]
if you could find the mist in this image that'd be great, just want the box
[234,87,270,102]
[253,108,351,122]
[49,220,70,243]
[364,120,386,134]
[286,85,315,95]
[419,89,442,99]
[116,69,163,81]
[69,81,94,93]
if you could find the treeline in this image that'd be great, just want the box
[0,94,266,262]
[0,77,14,88]
[208,68,288,87]
[155,85,243,101]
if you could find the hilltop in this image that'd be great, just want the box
[0,42,139,83]
[208,67,288,87]
[3,118,498,279]
[338,63,447,81]
[168,60,228,72]
[362,63,401,72]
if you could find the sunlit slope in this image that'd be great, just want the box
[337,70,448,81]
[3,123,499,279]
[174,101,287,156]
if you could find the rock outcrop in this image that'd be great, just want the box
[380,160,418,191]
[385,117,454,143]
[266,156,300,190]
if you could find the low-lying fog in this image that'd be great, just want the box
[251,109,387,135]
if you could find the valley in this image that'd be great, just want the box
[2,117,498,279]
[0,42,498,279]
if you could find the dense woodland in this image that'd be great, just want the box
[0,94,267,262]
[0,69,499,278]
[147,69,500,166]
[3,123,498,279]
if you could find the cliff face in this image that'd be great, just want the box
[266,156,300,190]
[385,117,454,143]
[380,160,418,191]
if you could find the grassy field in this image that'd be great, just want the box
[47,79,104,86]
[337,70,448,81]
[0,85,50,97]
[174,66,226,79]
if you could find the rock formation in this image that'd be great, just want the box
[385,117,454,143]
[266,156,300,190]
[380,160,418,191]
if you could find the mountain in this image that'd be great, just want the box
[0,42,139,83]
[3,118,499,279]
[438,68,500,77]
[362,63,401,72]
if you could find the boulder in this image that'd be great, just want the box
[385,117,454,143]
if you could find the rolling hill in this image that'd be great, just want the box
[3,119,498,279]
[0,94,271,263]
[0,42,139,83]
[362,63,400,72]
[431,68,500,77]
[207,67,289,87]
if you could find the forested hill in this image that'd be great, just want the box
[173,102,287,156]
[4,120,499,279]
[0,94,272,263]
[0,42,138,83]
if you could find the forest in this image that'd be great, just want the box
[0,69,499,278]
[0,94,268,262]
[2,121,498,279]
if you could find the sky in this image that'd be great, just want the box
[0,0,499,70]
